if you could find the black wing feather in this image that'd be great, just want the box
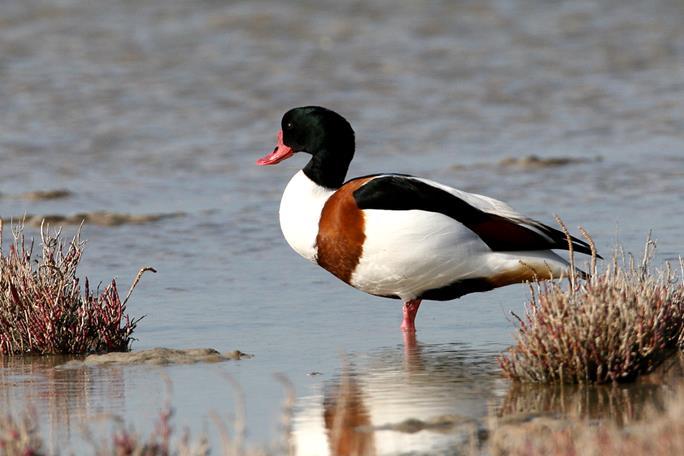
[352,176,597,256]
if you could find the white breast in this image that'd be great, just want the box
[279,170,334,263]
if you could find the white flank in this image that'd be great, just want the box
[352,208,571,300]
[351,209,492,300]
[279,170,334,263]
[350,177,572,301]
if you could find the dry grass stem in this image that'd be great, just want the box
[554,215,576,290]
[123,266,157,307]
[86,375,295,456]
[273,374,296,456]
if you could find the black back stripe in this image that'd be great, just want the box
[352,176,594,255]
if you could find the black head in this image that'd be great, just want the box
[281,106,354,154]
[257,106,355,189]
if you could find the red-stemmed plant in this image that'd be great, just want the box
[0,220,152,355]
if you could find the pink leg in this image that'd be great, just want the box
[400,299,422,333]
[403,330,418,362]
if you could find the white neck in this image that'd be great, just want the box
[279,170,335,263]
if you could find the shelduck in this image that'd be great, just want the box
[257,106,596,333]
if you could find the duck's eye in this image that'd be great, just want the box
[286,122,294,130]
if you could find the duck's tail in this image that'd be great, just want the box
[486,250,589,287]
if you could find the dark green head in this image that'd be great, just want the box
[257,106,356,189]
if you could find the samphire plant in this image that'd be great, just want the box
[499,220,684,384]
[0,220,153,355]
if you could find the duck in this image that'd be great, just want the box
[256,106,596,333]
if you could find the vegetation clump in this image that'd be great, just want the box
[489,385,684,456]
[0,221,151,355]
[500,226,684,384]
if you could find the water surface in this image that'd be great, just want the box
[1,0,683,453]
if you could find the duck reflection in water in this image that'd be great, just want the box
[303,335,499,456]
[323,372,376,456]
[299,339,684,455]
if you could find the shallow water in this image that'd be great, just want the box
[1,0,684,453]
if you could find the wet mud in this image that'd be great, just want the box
[497,154,603,170]
[3,211,184,227]
[450,155,602,171]
[59,348,251,367]
[0,189,72,201]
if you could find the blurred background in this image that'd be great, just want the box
[1,0,683,454]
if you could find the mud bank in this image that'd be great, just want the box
[0,189,72,201]
[3,211,184,227]
[451,155,602,171]
[59,348,252,367]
